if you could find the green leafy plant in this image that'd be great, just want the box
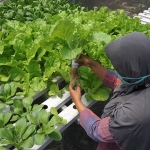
[0,0,87,26]
[0,112,12,128]
[0,117,36,150]
[48,84,66,97]
[0,96,67,149]
[35,107,67,145]
[0,82,17,107]
[1,7,150,101]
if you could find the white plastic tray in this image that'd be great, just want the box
[138,8,150,24]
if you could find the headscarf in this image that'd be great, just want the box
[102,32,150,150]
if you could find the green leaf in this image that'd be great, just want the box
[22,73,30,95]
[50,107,58,115]
[0,56,11,65]
[60,46,82,60]
[30,77,47,92]
[26,113,39,125]
[49,84,59,96]
[91,87,109,101]
[44,51,61,77]
[6,123,14,129]
[21,136,34,148]
[48,129,62,141]
[0,45,4,55]
[13,99,23,109]
[0,128,14,141]
[37,47,47,61]
[9,67,25,81]
[32,104,43,112]
[4,112,12,125]
[38,109,50,125]
[22,124,36,140]
[61,119,67,124]
[37,128,43,134]
[92,76,103,89]
[22,97,33,111]
[15,117,27,136]
[45,126,54,134]
[90,32,111,44]
[34,133,45,145]
[0,146,9,150]
[85,94,93,102]
[0,139,14,145]
[10,115,20,122]
[26,43,40,63]
[79,66,91,79]
[0,74,9,82]
[51,19,75,40]
[5,99,13,104]
[0,102,5,109]
[4,32,16,45]
[26,17,34,21]
[14,108,24,115]
[10,82,17,96]
[48,116,62,126]
[0,113,4,128]
[25,60,41,78]
[4,83,11,97]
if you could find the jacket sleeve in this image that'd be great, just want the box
[79,70,121,143]
[79,108,115,143]
[102,69,120,89]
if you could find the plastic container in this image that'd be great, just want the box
[71,59,79,68]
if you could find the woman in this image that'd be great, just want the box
[69,32,150,150]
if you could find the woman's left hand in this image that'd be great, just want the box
[69,84,87,113]
[69,84,81,103]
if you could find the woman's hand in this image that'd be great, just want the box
[77,54,107,81]
[69,84,86,113]
[76,54,95,67]
[69,84,81,103]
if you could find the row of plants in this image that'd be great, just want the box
[1,0,150,149]
[0,95,67,150]
[0,0,85,149]
[0,77,67,150]
[0,0,87,26]
[1,7,150,102]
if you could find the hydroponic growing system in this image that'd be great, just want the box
[0,0,150,150]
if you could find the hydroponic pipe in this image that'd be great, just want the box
[72,0,75,4]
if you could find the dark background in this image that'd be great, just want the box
[77,0,150,17]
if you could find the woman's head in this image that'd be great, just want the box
[105,32,150,85]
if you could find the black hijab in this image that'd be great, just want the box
[102,32,150,150]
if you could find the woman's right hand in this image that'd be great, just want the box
[76,54,107,81]
[76,54,95,67]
